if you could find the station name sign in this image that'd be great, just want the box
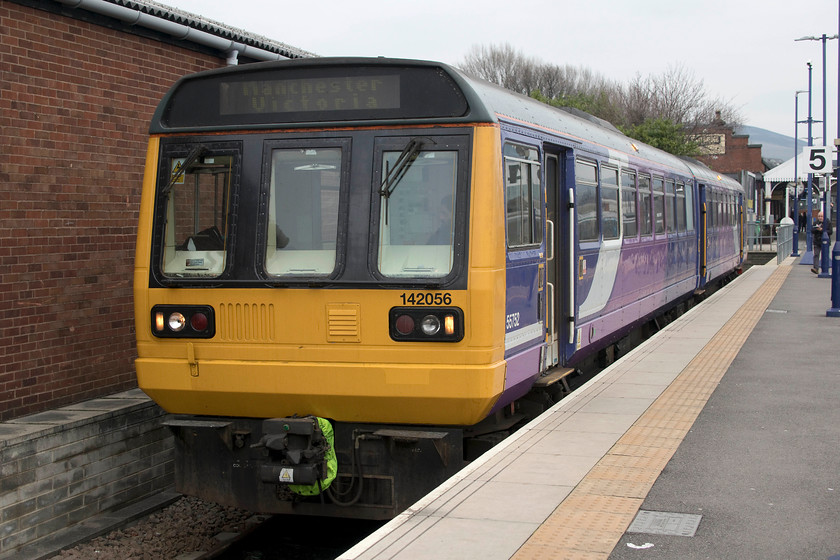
[219,75,401,115]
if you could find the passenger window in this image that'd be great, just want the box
[712,192,717,227]
[621,170,637,238]
[639,174,652,236]
[730,195,735,225]
[575,160,599,242]
[676,182,687,232]
[727,195,731,225]
[665,179,676,233]
[708,192,714,228]
[652,177,666,234]
[712,192,718,228]
[685,184,694,231]
[160,148,235,278]
[505,143,542,248]
[265,147,341,277]
[601,166,620,240]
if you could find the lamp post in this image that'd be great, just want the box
[793,90,808,257]
[827,2,840,316]
[796,34,838,266]
[796,33,839,152]
[806,61,816,265]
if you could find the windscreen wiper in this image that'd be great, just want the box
[161,145,207,196]
[380,139,423,198]
[379,138,435,223]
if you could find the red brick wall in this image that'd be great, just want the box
[697,130,767,175]
[0,1,226,420]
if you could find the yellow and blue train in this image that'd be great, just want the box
[134,58,744,519]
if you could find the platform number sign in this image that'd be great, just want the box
[807,146,830,173]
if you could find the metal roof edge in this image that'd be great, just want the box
[55,0,317,61]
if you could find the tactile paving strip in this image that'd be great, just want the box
[512,265,791,559]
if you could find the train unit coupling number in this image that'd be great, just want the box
[400,292,452,306]
[506,312,520,330]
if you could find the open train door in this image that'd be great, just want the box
[544,148,571,368]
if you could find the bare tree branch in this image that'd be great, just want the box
[457,43,742,145]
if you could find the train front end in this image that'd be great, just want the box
[133,59,508,518]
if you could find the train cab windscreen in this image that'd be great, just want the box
[265,147,342,277]
[159,147,235,278]
[377,143,458,278]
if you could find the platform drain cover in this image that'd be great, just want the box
[627,510,702,537]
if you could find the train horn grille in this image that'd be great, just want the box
[218,303,275,342]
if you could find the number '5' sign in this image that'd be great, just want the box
[808,146,830,172]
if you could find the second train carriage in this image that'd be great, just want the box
[134,58,744,519]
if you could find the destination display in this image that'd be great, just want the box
[219,75,400,115]
[157,64,470,129]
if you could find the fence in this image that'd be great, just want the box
[775,223,793,264]
[745,220,793,264]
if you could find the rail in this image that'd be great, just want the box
[775,223,793,264]
[746,220,793,263]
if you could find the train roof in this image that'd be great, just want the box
[151,56,742,192]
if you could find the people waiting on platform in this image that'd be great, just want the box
[811,211,833,274]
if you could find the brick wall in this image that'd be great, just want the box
[697,130,767,175]
[0,1,226,421]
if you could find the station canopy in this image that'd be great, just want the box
[763,151,820,183]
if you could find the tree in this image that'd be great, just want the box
[619,118,700,156]
[458,44,741,157]
[459,44,617,102]
[616,64,739,134]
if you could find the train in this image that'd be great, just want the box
[134,57,744,520]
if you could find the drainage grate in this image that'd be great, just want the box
[627,510,702,537]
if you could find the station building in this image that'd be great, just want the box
[694,111,768,222]
[1,0,314,422]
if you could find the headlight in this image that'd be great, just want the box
[420,315,441,336]
[167,312,187,332]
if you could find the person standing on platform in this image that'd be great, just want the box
[811,211,833,274]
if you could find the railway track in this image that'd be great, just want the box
[210,515,383,560]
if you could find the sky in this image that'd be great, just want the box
[160,0,840,142]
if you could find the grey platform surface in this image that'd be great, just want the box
[610,260,840,559]
[340,259,840,560]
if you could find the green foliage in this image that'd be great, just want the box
[530,92,698,157]
[530,90,616,122]
[619,118,700,157]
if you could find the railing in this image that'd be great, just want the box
[746,220,776,252]
[745,220,793,264]
[775,223,793,264]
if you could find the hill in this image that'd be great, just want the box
[735,125,801,166]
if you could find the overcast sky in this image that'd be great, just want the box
[161,0,840,143]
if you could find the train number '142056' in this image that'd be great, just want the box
[399,292,452,305]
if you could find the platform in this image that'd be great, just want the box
[339,258,840,560]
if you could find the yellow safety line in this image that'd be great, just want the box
[512,264,792,560]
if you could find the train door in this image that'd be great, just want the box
[544,148,570,367]
[738,193,745,263]
[698,183,708,286]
